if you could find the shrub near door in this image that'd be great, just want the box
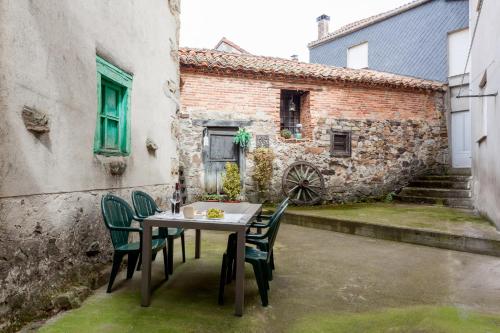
[222,162,241,202]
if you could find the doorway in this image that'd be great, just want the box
[203,128,240,194]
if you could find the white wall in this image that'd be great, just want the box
[0,0,179,197]
[0,1,180,327]
[469,0,500,228]
[448,28,470,77]
[347,42,368,69]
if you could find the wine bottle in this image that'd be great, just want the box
[171,183,181,214]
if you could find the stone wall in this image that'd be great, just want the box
[0,1,180,330]
[178,71,448,203]
[0,185,171,330]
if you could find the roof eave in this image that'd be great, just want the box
[180,63,447,93]
[308,0,433,48]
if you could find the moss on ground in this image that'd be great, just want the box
[286,203,497,237]
[38,224,500,333]
[290,306,500,333]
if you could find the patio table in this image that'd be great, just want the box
[141,201,262,316]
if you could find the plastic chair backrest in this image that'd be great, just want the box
[266,202,288,261]
[268,197,289,220]
[132,190,159,218]
[101,194,135,249]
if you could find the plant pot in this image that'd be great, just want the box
[223,200,241,203]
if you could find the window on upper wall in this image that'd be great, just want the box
[280,90,302,135]
[330,130,351,157]
[347,42,368,69]
[448,28,470,77]
[94,55,133,156]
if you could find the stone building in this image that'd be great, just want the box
[0,1,180,330]
[178,48,448,203]
[308,0,470,170]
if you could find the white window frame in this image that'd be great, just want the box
[347,42,368,69]
[448,28,470,77]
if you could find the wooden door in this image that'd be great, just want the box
[204,128,239,194]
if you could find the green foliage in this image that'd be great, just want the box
[384,192,396,203]
[252,148,274,192]
[233,128,251,150]
[222,162,241,201]
[280,129,292,139]
[201,193,226,201]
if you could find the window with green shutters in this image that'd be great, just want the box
[94,56,132,156]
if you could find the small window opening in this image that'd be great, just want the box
[330,130,351,157]
[280,90,303,135]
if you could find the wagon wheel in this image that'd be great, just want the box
[282,161,325,205]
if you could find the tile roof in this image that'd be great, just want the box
[214,37,250,54]
[179,48,446,91]
[308,0,432,48]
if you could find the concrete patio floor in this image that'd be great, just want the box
[38,224,500,333]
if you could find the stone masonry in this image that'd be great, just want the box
[0,185,171,329]
[178,70,448,203]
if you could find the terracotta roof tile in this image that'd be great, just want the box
[179,48,446,91]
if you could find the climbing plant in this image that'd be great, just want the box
[252,148,275,192]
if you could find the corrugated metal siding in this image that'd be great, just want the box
[309,0,469,82]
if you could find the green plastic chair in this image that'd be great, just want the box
[247,199,289,273]
[218,204,287,306]
[218,233,269,306]
[101,194,168,293]
[250,197,289,231]
[131,190,185,275]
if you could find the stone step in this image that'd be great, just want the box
[400,187,471,198]
[409,180,471,190]
[395,195,474,209]
[446,168,472,176]
[418,175,471,182]
[284,211,500,257]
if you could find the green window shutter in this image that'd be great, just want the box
[94,56,132,156]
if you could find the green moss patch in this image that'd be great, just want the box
[290,306,500,333]
[286,203,498,239]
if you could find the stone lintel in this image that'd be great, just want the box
[192,119,253,127]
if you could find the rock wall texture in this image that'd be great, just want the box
[178,72,448,203]
[0,185,171,331]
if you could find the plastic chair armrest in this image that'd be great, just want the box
[109,226,143,233]
[246,233,266,240]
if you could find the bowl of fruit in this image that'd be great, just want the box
[207,208,224,220]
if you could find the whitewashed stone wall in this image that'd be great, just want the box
[0,1,180,330]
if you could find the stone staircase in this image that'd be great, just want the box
[396,169,473,209]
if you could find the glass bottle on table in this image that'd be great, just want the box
[170,183,181,214]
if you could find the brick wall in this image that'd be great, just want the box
[179,70,448,203]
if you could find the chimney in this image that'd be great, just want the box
[291,54,299,61]
[317,14,330,39]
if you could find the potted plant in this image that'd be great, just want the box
[233,128,251,150]
[280,129,292,139]
[222,162,241,202]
